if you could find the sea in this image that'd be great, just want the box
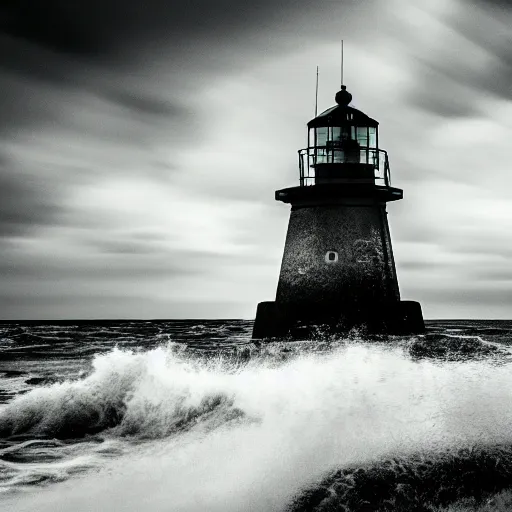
[1,320,512,512]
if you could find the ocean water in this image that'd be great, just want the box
[1,320,512,511]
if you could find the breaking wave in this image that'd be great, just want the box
[0,345,247,440]
[3,335,512,511]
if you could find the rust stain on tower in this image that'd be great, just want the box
[252,84,424,338]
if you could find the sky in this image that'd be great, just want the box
[1,0,512,320]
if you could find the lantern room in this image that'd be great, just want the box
[298,85,391,187]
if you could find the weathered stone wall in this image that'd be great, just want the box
[275,202,400,311]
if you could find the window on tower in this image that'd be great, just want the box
[325,251,339,263]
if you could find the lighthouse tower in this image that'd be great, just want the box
[252,85,424,338]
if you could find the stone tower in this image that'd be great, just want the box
[252,85,424,338]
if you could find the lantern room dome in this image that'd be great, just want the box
[308,86,378,128]
[297,84,391,191]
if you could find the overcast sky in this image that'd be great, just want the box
[1,0,512,320]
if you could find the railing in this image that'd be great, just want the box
[298,146,391,187]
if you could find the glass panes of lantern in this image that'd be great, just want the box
[314,127,328,165]
[316,127,327,145]
[331,127,341,143]
[369,127,377,148]
[356,127,369,147]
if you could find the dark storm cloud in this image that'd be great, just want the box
[0,158,60,236]
[409,0,512,117]
[411,95,476,119]
[406,69,479,119]
[0,0,322,135]
[0,0,316,61]
[473,0,512,12]
[0,1,102,55]
[0,66,66,133]
[103,89,187,119]
[0,0,329,250]
[384,0,512,120]
[0,34,76,85]
[90,238,166,256]
[0,244,222,280]
[88,238,232,260]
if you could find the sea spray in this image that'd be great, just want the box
[3,338,512,511]
[0,344,246,439]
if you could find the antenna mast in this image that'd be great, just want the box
[315,66,319,117]
[341,39,344,86]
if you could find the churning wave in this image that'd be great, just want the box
[3,333,512,511]
[289,444,512,511]
[0,344,248,440]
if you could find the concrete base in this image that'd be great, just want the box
[252,300,425,339]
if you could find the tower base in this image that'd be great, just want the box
[252,300,425,339]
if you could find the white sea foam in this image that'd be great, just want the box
[3,341,512,511]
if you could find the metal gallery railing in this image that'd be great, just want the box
[298,146,391,187]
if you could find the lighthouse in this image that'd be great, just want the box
[252,84,424,339]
